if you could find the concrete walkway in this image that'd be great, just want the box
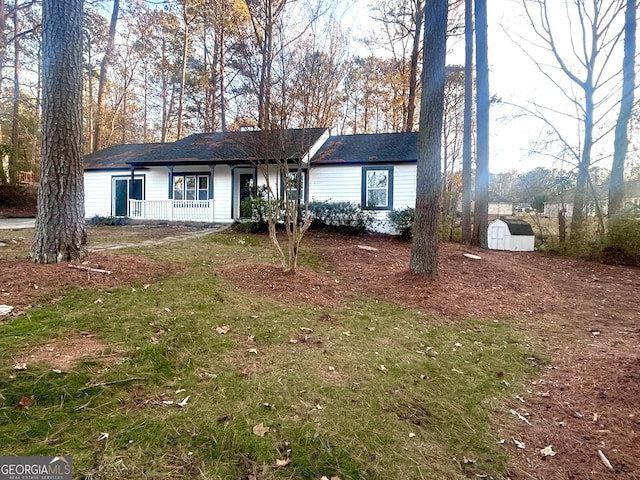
[89,224,229,252]
[0,218,230,250]
[0,218,35,229]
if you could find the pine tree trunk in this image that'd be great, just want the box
[472,0,489,249]
[461,0,474,244]
[32,0,87,264]
[176,8,190,140]
[410,0,447,278]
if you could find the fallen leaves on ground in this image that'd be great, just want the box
[15,395,33,410]
[252,423,269,437]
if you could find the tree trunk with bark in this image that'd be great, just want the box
[92,0,119,153]
[32,0,87,264]
[608,0,636,218]
[410,0,447,278]
[570,84,594,246]
[176,5,191,140]
[472,0,488,249]
[405,0,424,132]
[461,0,473,244]
[9,6,20,185]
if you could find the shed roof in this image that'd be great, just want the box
[312,132,418,165]
[498,217,535,236]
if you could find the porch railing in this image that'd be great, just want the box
[128,199,215,223]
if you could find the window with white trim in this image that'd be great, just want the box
[362,167,393,210]
[173,174,209,200]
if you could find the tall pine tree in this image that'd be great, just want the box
[410,0,448,277]
[32,0,87,263]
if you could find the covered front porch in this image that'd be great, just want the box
[128,199,215,223]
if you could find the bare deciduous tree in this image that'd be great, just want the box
[519,0,627,245]
[608,0,636,218]
[92,0,119,152]
[244,129,319,273]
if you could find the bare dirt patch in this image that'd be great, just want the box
[1,229,638,478]
[16,334,121,371]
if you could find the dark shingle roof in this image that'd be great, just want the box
[499,217,535,236]
[84,128,328,169]
[311,132,418,165]
[84,143,166,170]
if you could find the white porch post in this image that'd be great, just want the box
[209,164,215,222]
[167,165,174,222]
[129,166,135,216]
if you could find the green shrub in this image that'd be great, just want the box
[388,207,414,239]
[237,186,275,233]
[598,210,640,266]
[86,215,130,226]
[237,198,269,232]
[308,200,375,234]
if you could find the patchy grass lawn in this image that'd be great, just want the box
[0,228,540,479]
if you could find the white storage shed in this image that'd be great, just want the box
[488,217,535,251]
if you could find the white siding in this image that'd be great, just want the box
[85,167,233,223]
[544,203,573,218]
[144,168,170,201]
[392,164,416,209]
[488,202,512,215]
[309,164,416,209]
[214,165,232,222]
[86,162,418,230]
[508,235,535,251]
[84,170,128,218]
[309,165,361,203]
[309,163,416,233]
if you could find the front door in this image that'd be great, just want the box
[113,178,143,217]
[239,173,254,218]
[114,179,128,217]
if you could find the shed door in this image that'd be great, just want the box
[489,225,507,250]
